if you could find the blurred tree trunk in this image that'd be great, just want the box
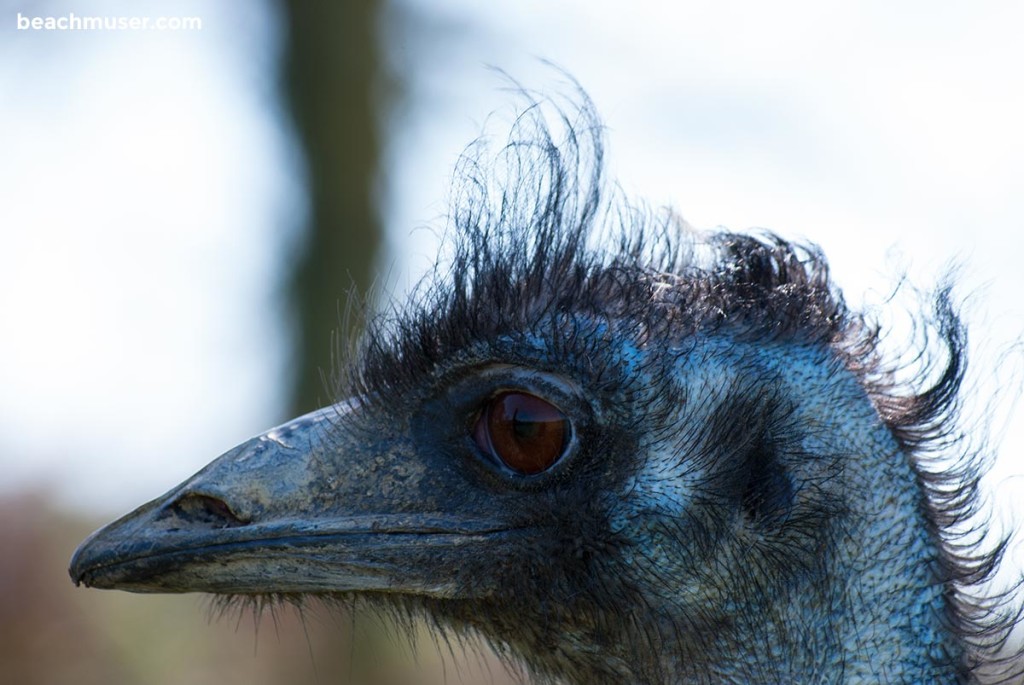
[277,2,404,682]
[281,0,385,416]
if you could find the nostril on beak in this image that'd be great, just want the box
[170,493,249,528]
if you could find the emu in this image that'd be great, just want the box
[70,90,1020,684]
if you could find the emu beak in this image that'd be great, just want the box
[69,402,521,597]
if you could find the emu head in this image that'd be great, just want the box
[70,92,1017,684]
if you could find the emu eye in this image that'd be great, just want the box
[472,392,569,475]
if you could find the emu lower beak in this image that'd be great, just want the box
[69,403,520,597]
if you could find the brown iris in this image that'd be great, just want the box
[472,392,569,475]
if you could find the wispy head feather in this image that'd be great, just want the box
[329,82,1020,682]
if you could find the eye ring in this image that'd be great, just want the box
[472,391,570,475]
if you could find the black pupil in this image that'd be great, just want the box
[472,391,569,475]
[512,411,541,440]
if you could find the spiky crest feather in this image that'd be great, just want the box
[312,83,1019,682]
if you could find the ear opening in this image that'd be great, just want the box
[740,439,795,526]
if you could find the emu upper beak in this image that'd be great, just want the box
[69,402,523,597]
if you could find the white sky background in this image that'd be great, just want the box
[1,0,1021,572]
[0,0,299,510]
